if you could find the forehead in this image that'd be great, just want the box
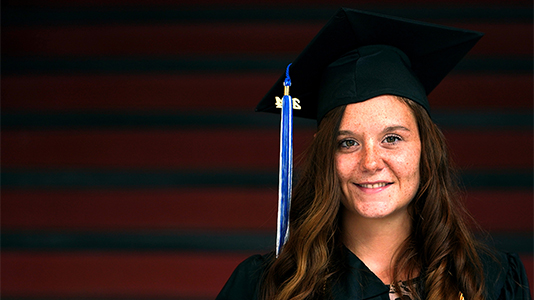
[339,95,417,129]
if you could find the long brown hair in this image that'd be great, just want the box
[397,97,486,300]
[260,97,486,300]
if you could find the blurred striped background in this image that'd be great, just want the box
[2,0,532,299]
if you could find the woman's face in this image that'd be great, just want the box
[335,95,421,221]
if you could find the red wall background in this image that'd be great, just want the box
[2,0,532,298]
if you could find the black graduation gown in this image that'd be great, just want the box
[216,248,531,300]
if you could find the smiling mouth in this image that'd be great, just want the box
[356,182,392,189]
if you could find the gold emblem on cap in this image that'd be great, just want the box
[275,97,301,110]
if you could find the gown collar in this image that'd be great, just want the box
[332,247,391,299]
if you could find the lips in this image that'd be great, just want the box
[356,182,392,189]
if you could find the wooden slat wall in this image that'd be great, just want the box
[2,1,532,299]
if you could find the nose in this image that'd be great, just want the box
[360,143,384,172]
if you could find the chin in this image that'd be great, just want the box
[351,203,409,220]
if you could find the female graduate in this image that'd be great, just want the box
[216,8,531,300]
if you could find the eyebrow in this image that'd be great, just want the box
[337,126,411,136]
[337,130,353,136]
[382,125,411,134]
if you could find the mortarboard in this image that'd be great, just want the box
[256,7,484,122]
[257,7,483,256]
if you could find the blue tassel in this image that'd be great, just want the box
[277,64,293,257]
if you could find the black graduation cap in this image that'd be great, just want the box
[255,7,483,123]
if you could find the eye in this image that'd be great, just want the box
[383,135,402,144]
[338,139,359,149]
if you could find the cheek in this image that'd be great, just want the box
[335,154,353,181]
[401,148,421,187]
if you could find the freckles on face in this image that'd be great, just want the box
[335,95,421,220]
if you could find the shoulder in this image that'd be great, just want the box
[479,249,531,300]
[215,252,274,300]
[230,252,273,281]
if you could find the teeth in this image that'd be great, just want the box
[359,182,388,188]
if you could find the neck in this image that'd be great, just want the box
[341,209,412,284]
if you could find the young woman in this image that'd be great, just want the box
[216,8,531,300]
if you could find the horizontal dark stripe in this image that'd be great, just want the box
[2,7,336,26]
[1,231,275,252]
[432,110,533,129]
[2,0,531,6]
[457,57,533,73]
[3,23,531,58]
[2,231,531,254]
[2,110,532,130]
[2,57,532,75]
[0,298,211,300]
[2,169,532,189]
[0,111,311,129]
[375,6,533,21]
[2,6,531,27]
[1,169,279,188]
[458,170,533,189]
[1,56,291,75]
[1,298,210,300]
[480,232,534,256]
